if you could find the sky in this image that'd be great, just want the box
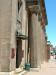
[45,0,56,46]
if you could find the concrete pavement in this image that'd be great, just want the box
[14,59,56,75]
[23,61,56,75]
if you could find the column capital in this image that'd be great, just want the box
[28,5,41,15]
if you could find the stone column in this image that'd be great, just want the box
[40,27,46,64]
[10,0,17,71]
[20,0,28,68]
[45,37,48,62]
[28,13,37,67]
[25,13,28,63]
[29,11,41,68]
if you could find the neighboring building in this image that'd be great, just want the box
[53,46,56,54]
[50,45,53,54]
[0,0,48,75]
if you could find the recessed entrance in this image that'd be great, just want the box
[16,39,23,68]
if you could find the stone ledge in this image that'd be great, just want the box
[0,71,14,75]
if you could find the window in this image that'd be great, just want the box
[18,0,22,13]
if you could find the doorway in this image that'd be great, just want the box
[16,39,23,68]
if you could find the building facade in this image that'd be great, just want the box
[0,0,48,75]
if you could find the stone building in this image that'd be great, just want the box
[0,0,48,75]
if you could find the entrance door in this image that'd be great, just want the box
[16,39,23,68]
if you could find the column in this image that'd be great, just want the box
[29,11,41,68]
[20,0,28,68]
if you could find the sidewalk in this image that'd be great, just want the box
[14,59,56,75]
[25,59,56,75]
